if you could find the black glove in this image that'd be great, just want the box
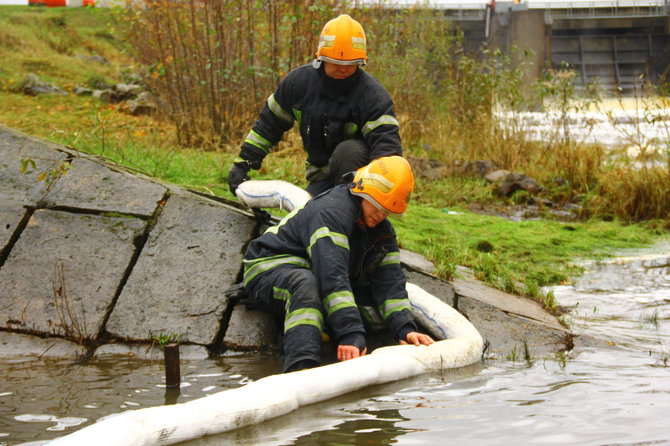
[227,161,251,195]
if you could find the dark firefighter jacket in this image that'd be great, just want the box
[238,63,402,171]
[242,185,417,350]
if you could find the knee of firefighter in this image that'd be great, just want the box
[329,140,369,183]
[283,268,322,311]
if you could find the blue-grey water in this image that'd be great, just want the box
[1,243,669,446]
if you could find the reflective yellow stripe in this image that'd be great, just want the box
[324,290,356,316]
[285,308,324,332]
[379,251,401,267]
[344,122,358,138]
[351,36,366,51]
[362,115,399,136]
[267,94,293,124]
[360,305,385,331]
[265,205,303,235]
[318,34,336,49]
[272,286,291,302]
[379,299,411,319]
[244,130,271,153]
[243,255,310,285]
[307,227,349,257]
[293,108,302,127]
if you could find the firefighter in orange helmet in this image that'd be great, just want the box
[242,156,434,373]
[228,14,404,197]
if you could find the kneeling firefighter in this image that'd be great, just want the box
[241,156,434,373]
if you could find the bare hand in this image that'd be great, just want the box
[337,345,367,362]
[399,332,435,346]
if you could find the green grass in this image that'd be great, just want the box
[393,205,661,299]
[1,6,668,311]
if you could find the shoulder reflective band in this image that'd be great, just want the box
[362,115,399,136]
[267,94,293,124]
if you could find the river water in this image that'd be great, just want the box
[1,242,668,446]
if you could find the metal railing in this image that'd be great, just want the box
[529,0,670,19]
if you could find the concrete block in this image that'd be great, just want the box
[0,331,87,358]
[0,209,146,339]
[400,249,436,273]
[0,200,27,254]
[0,125,68,206]
[93,343,209,360]
[106,192,256,345]
[44,157,167,217]
[223,305,278,350]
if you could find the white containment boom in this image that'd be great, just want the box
[235,180,312,212]
[46,283,483,446]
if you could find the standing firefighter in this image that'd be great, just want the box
[242,156,434,373]
[228,14,403,197]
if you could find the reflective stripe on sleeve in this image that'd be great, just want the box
[379,251,401,267]
[307,227,349,258]
[379,298,412,319]
[267,94,293,124]
[323,290,356,316]
[244,130,272,154]
[362,115,399,136]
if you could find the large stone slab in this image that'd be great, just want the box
[106,192,256,345]
[0,125,68,206]
[405,269,569,356]
[405,270,456,306]
[93,343,209,360]
[0,200,28,255]
[0,209,146,338]
[400,249,435,274]
[44,157,167,217]
[457,296,569,358]
[0,331,87,358]
[452,276,563,330]
[223,305,278,350]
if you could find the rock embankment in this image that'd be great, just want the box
[0,125,571,361]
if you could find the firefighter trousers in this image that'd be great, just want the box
[245,264,325,372]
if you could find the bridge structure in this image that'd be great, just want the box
[364,0,670,94]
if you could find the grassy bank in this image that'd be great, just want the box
[1,6,668,311]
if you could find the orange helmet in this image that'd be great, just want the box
[315,14,367,66]
[350,156,414,215]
